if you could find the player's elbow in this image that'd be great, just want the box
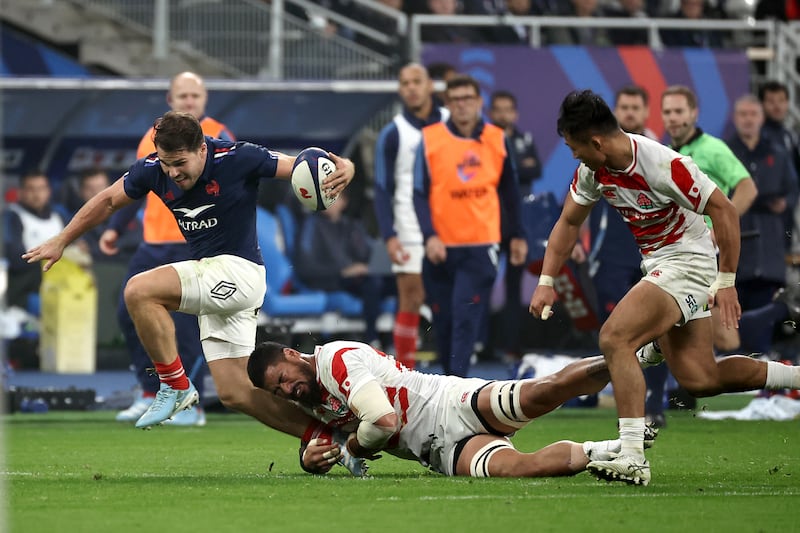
[357,413,399,450]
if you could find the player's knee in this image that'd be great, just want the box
[469,440,515,477]
[123,275,147,308]
[676,374,720,398]
[216,386,250,412]
[598,324,637,360]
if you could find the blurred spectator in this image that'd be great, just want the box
[351,0,406,62]
[374,63,448,368]
[660,0,726,48]
[296,192,391,347]
[587,86,655,324]
[413,75,527,376]
[605,0,650,45]
[3,171,65,310]
[427,62,458,106]
[727,95,798,309]
[490,0,536,44]
[756,0,800,20]
[488,90,540,359]
[420,0,486,43]
[546,0,610,46]
[759,81,800,179]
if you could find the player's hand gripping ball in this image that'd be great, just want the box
[291,147,339,211]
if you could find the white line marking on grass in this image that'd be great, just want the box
[376,490,800,502]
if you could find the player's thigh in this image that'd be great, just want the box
[711,306,741,352]
[173,254,265,315]
[454,434,516,477]
[600,279,682,351]
[125,263,183,310]
[206,354,253,402]
[661,317,718,386]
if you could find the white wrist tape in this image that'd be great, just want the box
[538,275,555,320]
[538,275,555,287]
[709,272,736,297]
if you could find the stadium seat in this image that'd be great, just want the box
[256,207,327,317]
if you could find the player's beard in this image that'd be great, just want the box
[295,366,323,408]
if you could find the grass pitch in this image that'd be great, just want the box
[5,394,798,533]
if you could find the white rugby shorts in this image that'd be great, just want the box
[429,377,516,476]
[391,242,424,275]
[171,254,266,360]
[640,252,715,324]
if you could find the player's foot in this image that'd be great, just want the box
[331,427,369,477]
[115,391,154,422]
[135,382,199,429]
[587,454,651,486]
[584,424,659,461]
[163,405,206,427]
[637,341,664,368]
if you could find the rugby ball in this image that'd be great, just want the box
[291,147,338,211]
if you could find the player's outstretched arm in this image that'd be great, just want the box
[22,178,133,271]
[529,195,592,320]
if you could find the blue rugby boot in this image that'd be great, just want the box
[135,382,199,429]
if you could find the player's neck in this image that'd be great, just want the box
[413,99,433,121]
[604,133,634,171]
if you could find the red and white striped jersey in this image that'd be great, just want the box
[311,340,461,465]
[570,133,717,258]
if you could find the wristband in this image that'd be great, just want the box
[709,272,736,297]
[539,274,555,287]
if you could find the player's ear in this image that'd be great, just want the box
[591,136,602,151]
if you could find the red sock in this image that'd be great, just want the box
[393,311,419,370]
[154,357,189,390]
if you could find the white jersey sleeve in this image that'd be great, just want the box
[569,164,602,206]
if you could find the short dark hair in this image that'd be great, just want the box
[490,90,517,109]
[758,80,789,102]
[615,85,649,106]
[153,111,204,153]
[247,341,290,389]
[446,75,481,96]
[556,90,619,142]
[80,167,107,184]
[662,85,697,109]
[426,62,456,81]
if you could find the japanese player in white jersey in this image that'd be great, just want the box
[248,340,658,479]
[529,89,800,486]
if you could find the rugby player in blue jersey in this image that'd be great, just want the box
[23,111,356,440]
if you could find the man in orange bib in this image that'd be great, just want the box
[413,75,528,377]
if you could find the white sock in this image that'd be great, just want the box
[619,417,645,459]
[765,361,800,390]
[583,439,619,454]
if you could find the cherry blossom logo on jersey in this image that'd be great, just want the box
[636,192,655,210]
[650,270,661,278]
[328,396,342,412]
[164,190,174,201]
[205,179,220,196]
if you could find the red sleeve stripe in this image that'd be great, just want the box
[331,347,358,398]
[570,167,580,195]
[671,159,702,210]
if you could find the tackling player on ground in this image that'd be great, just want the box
[249,340,657,479]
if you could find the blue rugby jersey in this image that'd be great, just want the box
[122,137,280,265]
